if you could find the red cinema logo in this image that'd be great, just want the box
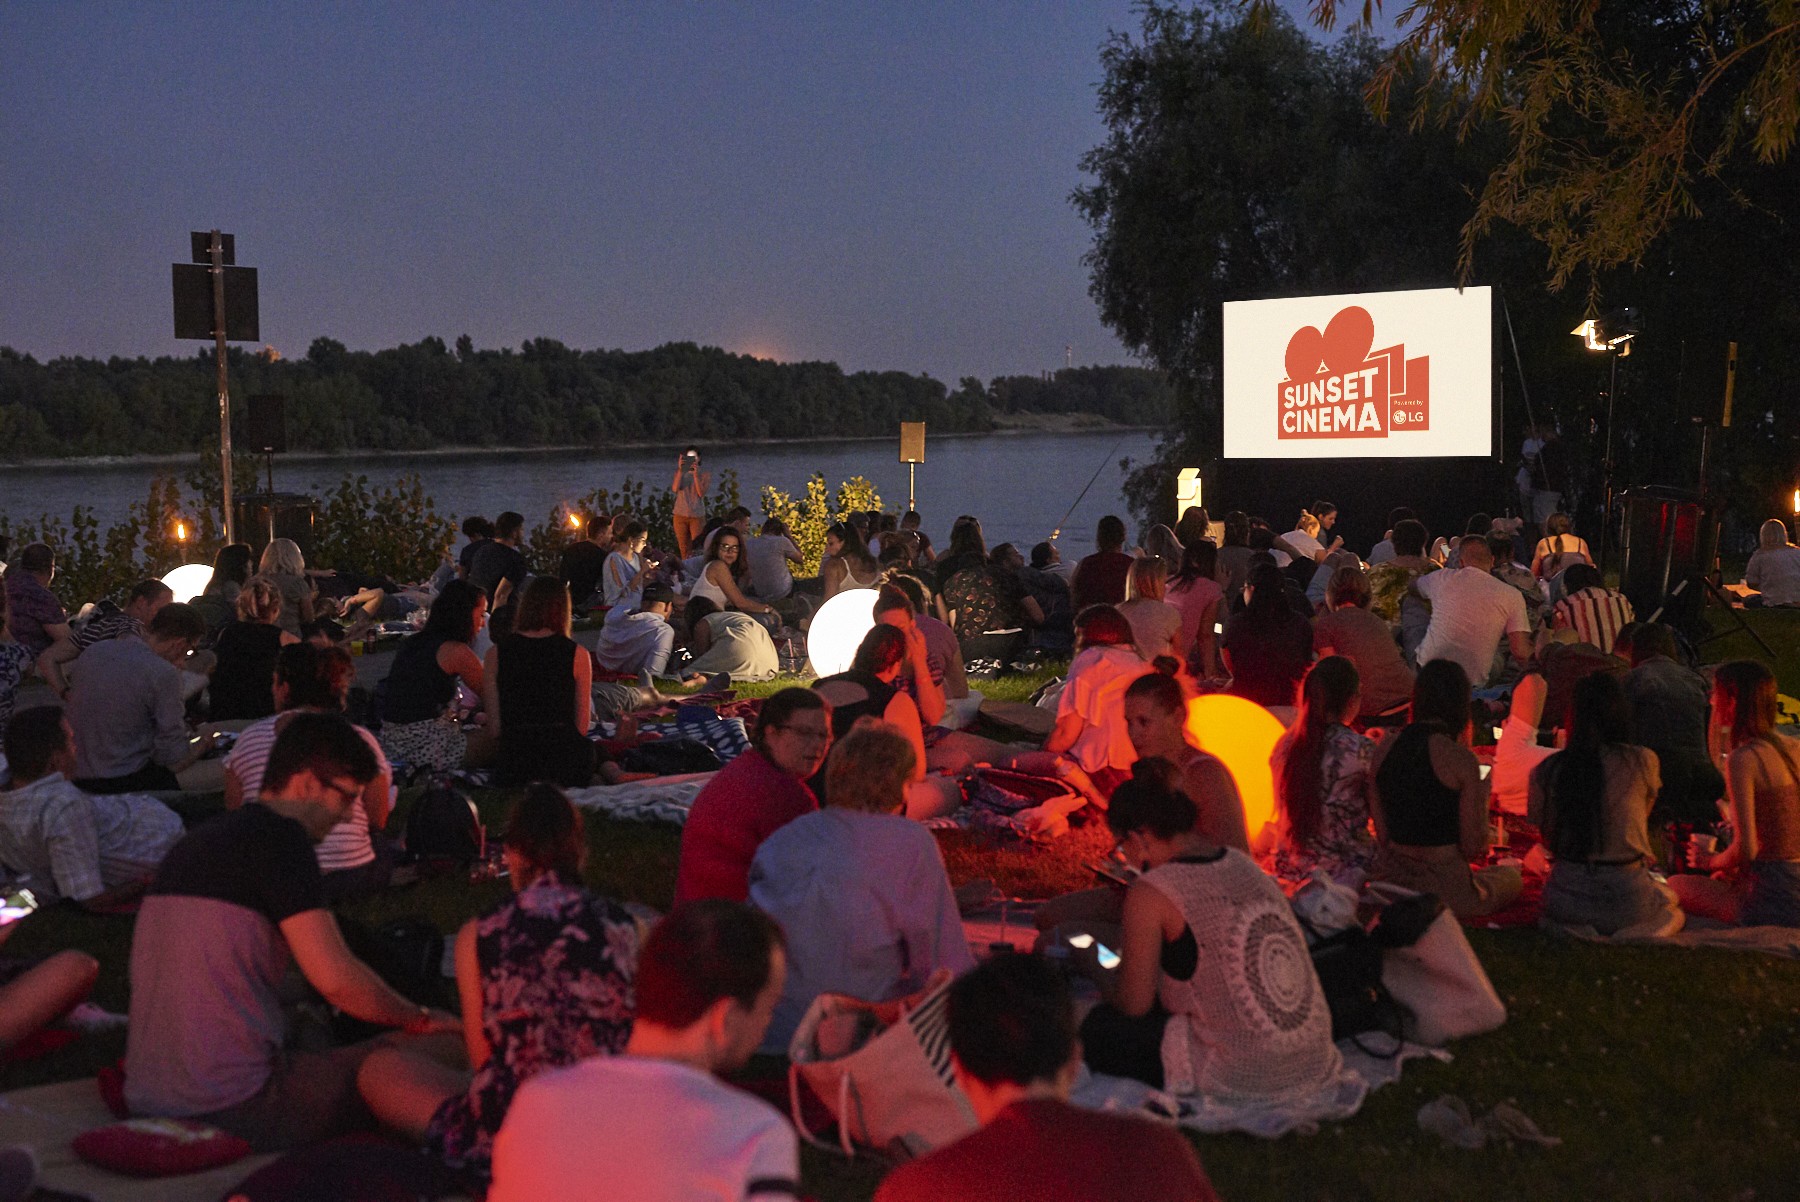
[1277,305,1428,439]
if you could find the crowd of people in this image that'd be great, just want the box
[0,484,1798,1200]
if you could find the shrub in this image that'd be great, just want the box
[760,473,885,575]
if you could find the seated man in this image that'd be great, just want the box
[674,688,830,904]
[0,706,184,908]
[124,713,458,1151]
[1623,623,1724,824]
[1413,535,1531,687]
[1552,563,1636,653]
[66,603,214,794]
[36,579,174,698]
[558,515,612,610]
[875,954,1217,1202]
[489,900,797,1202]
[2,543,70,661]
[594,582,679,678]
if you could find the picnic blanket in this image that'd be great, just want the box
[1552,917,1800,958]
[0,1079,278,1202]
[561,772,718,825]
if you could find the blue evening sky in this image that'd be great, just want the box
[0,2,1384,384]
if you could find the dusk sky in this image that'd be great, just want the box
[1,2,1380,385]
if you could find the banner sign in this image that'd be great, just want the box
[1223,286,1492,459]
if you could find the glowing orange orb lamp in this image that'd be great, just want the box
[1184,693,1287,847]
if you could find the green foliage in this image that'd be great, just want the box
[0,474,217,610]
[311,473,456,584]
[523,469,745,572]
[759,474,884,576]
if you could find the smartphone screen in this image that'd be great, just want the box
[0,888,39,925]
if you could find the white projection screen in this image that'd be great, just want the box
[1222,286,1494,459]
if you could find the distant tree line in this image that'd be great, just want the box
[0,337,1169,461]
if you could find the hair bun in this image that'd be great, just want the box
[1151,655,1181,677]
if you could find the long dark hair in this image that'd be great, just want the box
[1410,659,1472,738]
[504,782,585,881]
[1714,659,1778,747]
[1275,656,1361,848]
[1243,562,1290,620]
[705,527,749,582]
[207,543,254,593]
[1170,538,1218,588]
[1543,672,1634,861]
[422,580,486,644]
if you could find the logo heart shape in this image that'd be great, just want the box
[1283,326,1327,383]
[1320,306,1375,375]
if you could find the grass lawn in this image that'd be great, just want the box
[7,614,1800,1200]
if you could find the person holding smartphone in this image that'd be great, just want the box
[670,447,711,559]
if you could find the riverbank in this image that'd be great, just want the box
[2,413,1155,471]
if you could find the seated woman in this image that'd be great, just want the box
[1124,668,1248,851]
[483,577,615,789]
[1115,555,1183,663]
[1221,563,1314,716]
[1166,539,1223,678]
[358,784,640,1190]
[378,581,498,774]
[257,538,316,638]
[748,721,974,1052]
[810,624,927,802]
[1368,659,1523,919]
[207,577,298,721]
[941,546,1044,669]
[1043,605,1151,805]
[1744,518,1800,607]
[1311,565,1414,720]
[821,522,879,601]
[688,527,779,629]
[602,521,657,613]
[682,596,779,683]
[1528,672,1682,936]
[1077,759,1345,1101]
[192,542,253,636]
[224,643,394,903]
[1669,661,1800,926]
[1270,656,1376,883]
[1531,513,1593,583]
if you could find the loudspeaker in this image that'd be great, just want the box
[1619,488,1716,618]
[246,395,287,454]
[899,422,926,464]
[234,493,315,559]
[171,263,259,341]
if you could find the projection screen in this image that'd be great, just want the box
[1222,285,1494,460]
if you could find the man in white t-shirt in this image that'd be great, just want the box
[745,519,804,603]
[489,900,797,1202]
[1414,536,1532,687]
[595,583,678,678]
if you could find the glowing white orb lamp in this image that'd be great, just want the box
[806,588,879,678]
[161,563,214,604]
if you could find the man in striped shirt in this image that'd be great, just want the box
[1551,564,1636,654]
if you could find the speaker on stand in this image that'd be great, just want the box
[244,395,287,546]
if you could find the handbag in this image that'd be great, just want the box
[1302,921,1406,1055]
[1365,882,1507,1046]
[787,969,977,1160]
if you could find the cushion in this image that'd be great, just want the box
[72,1118,252,1177]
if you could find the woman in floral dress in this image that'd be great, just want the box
[1270,656,1377,884]
[358,784,641,1189]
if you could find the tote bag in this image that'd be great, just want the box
[1366,882,1507,1045]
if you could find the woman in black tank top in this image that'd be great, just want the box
[1368,660,1522,918]
[808,623,924,803]
[482,579,614,789]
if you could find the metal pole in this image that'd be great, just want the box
[1599,350,1618,575]
[908,463,916,512]
[211,230,236,544]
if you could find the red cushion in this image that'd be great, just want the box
[72,1118,252,1177]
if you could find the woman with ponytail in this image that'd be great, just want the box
[1270,656,1375,882]
[1369,659,1524,919]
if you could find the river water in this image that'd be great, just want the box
[0,428,1161,558]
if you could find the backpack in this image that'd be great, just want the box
[403,777,484,870]
[1303,921,1406,1055]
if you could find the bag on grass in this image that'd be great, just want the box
[1366,881,1507,1046]
[1303,922,1406,1054]
[619,737,722,775]
[404,777,484,870]
[787,969,977,1160]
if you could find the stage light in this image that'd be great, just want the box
[1183,693,1287,847]
[806,588,878,677]
[1571,308,1639,354]
[161,563,213,603]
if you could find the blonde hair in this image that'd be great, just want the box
[1296,509,1321,537]
[824,721,916,814]
[259,538,305,577]
[1127,554,1168,602]
[238,575,284,624]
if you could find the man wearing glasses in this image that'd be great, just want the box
[675,688,832,904]
[123,712,459,1151]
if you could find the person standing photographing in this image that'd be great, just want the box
[670,447,711,558]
